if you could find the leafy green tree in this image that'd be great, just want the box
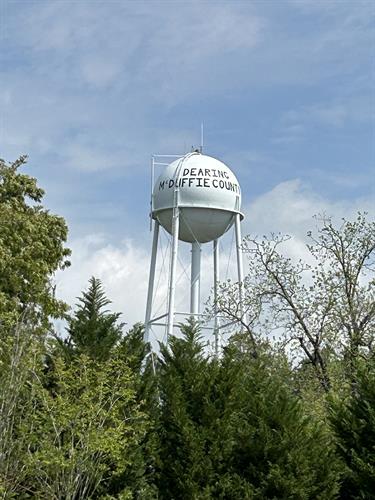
[0,156,71,329]
[23,353,149,500]
[330,358,375,499]
[66,277,123,361]
[0,318,44,498]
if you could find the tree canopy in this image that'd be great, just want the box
[0,156,70,329]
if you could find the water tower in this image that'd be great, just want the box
[144,151,247,351]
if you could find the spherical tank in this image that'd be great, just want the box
[152,153,243,243]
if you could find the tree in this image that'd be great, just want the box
[0,156,71,329]
[24,353,149,500]
[0,318,43,497]
[66,277,123,361]
[117,323,150,375]
[156,320,218,499]
[210,335,341,499]
[156,322,340,499]
[330,358,375,499]
[110,324,160,499]
[214,213,375,392]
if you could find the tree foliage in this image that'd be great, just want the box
[330,358,375,499]
[157,320,217,499]
[0,156,70,329]
[0,319,43,497]
[24,353,148,500]
[211,336,340,499]
[156,322,340,499]
[66,277,123,361]
[213,213,375,392]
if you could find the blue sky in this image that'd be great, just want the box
[1,0,374,329]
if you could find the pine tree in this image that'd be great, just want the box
[66,277,123,361]
[330,358,375,499]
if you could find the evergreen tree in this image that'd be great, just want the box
[156,320,217,499]
[66,277,123,361]
[117,323,150,374]
[210,334,341,499]
[107,324,160,499]
[330,358,375,499]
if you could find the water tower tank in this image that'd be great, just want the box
[152,153,243,243]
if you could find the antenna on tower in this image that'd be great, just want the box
[200,122,204,153]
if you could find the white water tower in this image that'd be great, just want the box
[144,151,247,351]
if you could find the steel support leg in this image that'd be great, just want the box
[190,241,201,316]
[235,214,247,326]
[213,239,220,357]
[144,220,160,343]
[167,207,180,340]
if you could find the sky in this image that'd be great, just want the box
[1,0,374,339]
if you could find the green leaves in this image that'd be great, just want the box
[0,156,71,330]
[24,353,147,499]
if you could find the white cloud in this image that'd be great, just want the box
[243,178,374,237]
[55,234,150,330]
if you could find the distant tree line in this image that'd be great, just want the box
[0,156,374,499]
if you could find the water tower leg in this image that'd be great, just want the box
[167,207,180,341]
[190,241,201,316]
[144,220,160,343]
[235,214,247,326]
[213,239,220,357]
